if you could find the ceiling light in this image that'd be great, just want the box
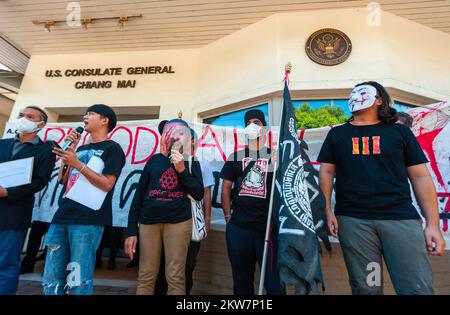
[32,14,142,31]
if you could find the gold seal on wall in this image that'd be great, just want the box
[305,28,352,66]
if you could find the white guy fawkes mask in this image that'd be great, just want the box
[348,85,378,113]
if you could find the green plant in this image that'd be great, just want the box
[295,103,348,129]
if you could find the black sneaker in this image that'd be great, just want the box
[107,259,116,270]
[95,259,103,269]
[126,260,138,268]
[20,266,34,275]
[36,253,46,261]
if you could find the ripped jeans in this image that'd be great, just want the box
[42,224,104,295]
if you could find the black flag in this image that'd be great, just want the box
[273,82,324,294]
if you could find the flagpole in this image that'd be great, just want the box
[258,62,291,295]
[257,159,278,295]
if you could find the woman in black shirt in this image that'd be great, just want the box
[125,119,203,295]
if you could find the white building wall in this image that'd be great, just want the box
[10,9,450,123]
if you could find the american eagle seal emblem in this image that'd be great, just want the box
[305,28,352,66]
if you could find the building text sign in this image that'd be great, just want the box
[44,66,175,89]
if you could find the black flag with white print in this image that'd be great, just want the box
[272,82,324,294]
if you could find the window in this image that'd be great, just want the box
[291,99,418,129]
[203,104,269,128]
[293,99,350,114]
[293,100,416,114]
[292,99,349,129]
[393,101,416,112]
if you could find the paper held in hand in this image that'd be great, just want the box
[0,157,34,188]
[65,155,107,210]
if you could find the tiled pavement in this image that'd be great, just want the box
[17,258,138,295]
[17,280,136,295]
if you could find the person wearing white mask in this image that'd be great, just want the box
[318,81,445,295]
[0,106,56,295]
[220,109,284,295]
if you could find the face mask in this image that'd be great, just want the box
[15,117,41,134]
[245,123,264,140]
[348,85,378,113]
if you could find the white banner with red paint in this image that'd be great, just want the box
[409,102,450,234]
[2,101,449,247]
[2,120,274,229]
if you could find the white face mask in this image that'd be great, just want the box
[15,117,41,134]
[348,85,378,113]
[245,123,264,140]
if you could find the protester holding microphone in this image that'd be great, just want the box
[155,126,215,295]
[42,104,125,295]
[125,118,204,295]
[0,106,55,295]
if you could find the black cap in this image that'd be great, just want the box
[86,104,117,132]
[158,119,189,135]
[244,109,267,126]
[190,128,198,144]
[158,120,169,135]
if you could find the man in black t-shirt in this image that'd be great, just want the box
[318,81,445,295]
[43,104,125,295]
[220,109,284,295]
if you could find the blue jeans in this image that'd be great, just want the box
[226,223,285,295]
[0,229,26,295]
[42,224,104,295]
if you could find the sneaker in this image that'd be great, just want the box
[20,266,34,275]
[126,260,138,268]
[107,259,116,270]
[36,253,46,261]
[95,259,103,269]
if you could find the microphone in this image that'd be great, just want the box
[61,126,84,150]
[61,126,84,177]
[169,141,183,159]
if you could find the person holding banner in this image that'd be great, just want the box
[42,104,125,295]
[220,109,284,295]
[0,106,55,295]
[318,81,445,295]
[125,119,204,295]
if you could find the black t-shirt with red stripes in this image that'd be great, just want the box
[317,122,427,220]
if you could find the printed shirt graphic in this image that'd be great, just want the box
[219,148,273,231]
[147,165,185,202]
[128,154,198,226]
[239,157,269,199]
[65,149,104,195]
[159,167,179,191]
[351,136,381,155]
[51,140,126,226]
[145,154,187,205]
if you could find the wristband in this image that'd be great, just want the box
[78,164,86,174]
